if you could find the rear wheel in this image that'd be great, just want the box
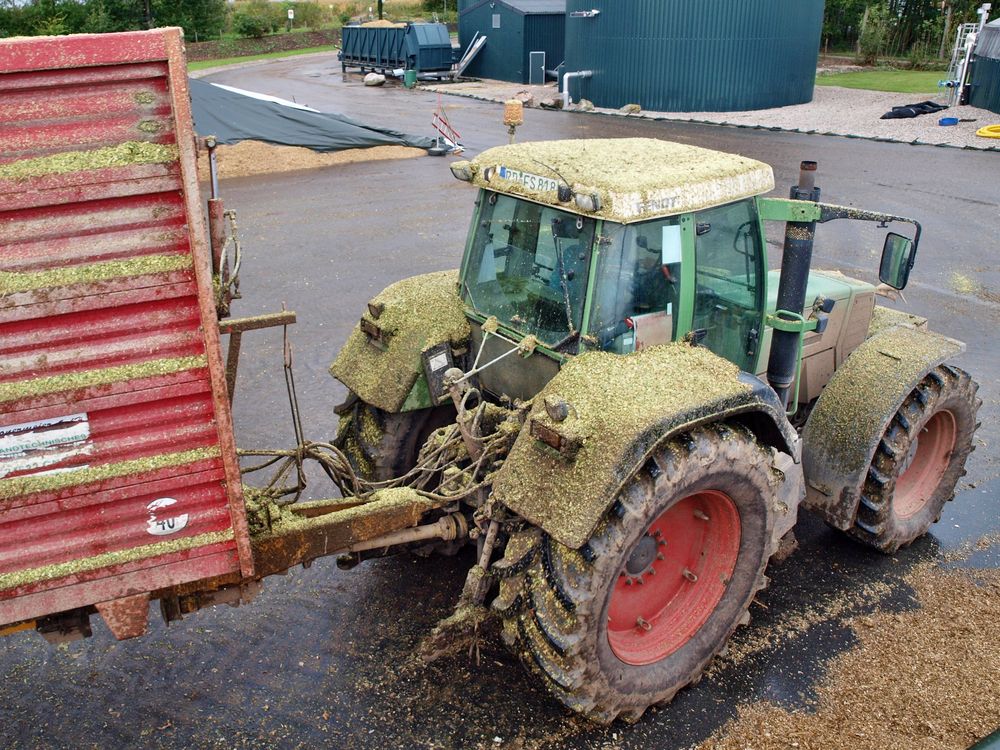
[848,365,980,553]
[492,423,787,723]
[334,393,455,482]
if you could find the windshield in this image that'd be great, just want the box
[588,217,682,353]
[461,191,594,346]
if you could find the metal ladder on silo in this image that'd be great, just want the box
[944,23,979,105]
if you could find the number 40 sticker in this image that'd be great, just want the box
[146,497,189,536]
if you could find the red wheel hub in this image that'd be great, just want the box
[893,410,957,519]
[607,490,741,666]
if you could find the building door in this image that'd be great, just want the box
[529,51,545,85]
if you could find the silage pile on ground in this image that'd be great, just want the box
[700,554,1000,750]
[196,140,425,180]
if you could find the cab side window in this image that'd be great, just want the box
[588,218,680,353]
[692,199,764,371]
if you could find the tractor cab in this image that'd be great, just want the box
[451,140,773,397]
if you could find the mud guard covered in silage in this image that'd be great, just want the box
[491,343,798,549]
[329,271,470,412]
[801,325,964,530]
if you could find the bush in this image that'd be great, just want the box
[233,6,271,37]
[292,2,328,30]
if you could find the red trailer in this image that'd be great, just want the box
[0,29,256,640]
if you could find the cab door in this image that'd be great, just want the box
[691,199,766,372]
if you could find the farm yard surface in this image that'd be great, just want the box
[2,54,999,749]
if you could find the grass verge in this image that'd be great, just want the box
[816,69,944,94]
[188,45,337,71]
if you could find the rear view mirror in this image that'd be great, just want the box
[879,232,915,290]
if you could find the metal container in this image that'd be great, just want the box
[0,29,251,638]
[459,0,566,84]
[405,22,455,73]
[340,23,407,72]
[340,22,453,74]
[563,0,824,112]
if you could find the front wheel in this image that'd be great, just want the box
[492,422,787,723]
[334,393,455,482]
[848,365,980,553]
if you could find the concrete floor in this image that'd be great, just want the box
[1,56,998,749]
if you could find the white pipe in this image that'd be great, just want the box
[562,70,593,108]
[332,513,467,556]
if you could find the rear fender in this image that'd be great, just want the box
[801,325,964,529]
[491,344,801,549]
[329,271,470,413]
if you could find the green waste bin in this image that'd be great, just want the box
[404,69,417,89]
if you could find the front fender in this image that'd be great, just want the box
[801,324,964,530]
[329,270,471,413]
[491,344,799,549]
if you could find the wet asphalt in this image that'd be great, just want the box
[1,57,998,749]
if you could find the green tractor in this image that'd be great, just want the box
[330,138,979,723]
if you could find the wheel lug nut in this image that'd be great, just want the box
[636,617,652,632]
[656,553,665,560]
[694,510,710,521]
[682,568,698,582]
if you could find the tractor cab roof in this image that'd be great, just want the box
[453,138,774,224]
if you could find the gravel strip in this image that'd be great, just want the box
[422,80,1000,151]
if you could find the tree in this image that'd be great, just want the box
[152,0,226,40]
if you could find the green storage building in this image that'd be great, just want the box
[969,19,1000,114]
[458,0,565,85]
[562,0,825,112]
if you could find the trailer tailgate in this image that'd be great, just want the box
[0,29,251,634]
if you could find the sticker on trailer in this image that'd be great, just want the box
[0,413,92,479]
[146,497,190,536]
[496,166,559,193]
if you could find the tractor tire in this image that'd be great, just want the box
[847,365,980,553]
[334,393,455,482]
[491,422,788,724]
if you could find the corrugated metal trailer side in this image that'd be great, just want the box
[0,29,251,640]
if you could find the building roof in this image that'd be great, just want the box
[461,0,565,16]
[459,138,775,224]
[976,19,1000,61]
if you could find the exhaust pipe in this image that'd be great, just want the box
[766,161,820,409]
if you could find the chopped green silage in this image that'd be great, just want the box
[0,141,178,182]
[0,354,207,406]
[330,271,471,412]
[867,305,928,337]
[0,445,220,500]
[254,487,433,545]
[0,529,234,591]
[493,343,753,547]
[804,327,961,475]
[468,139,774,224]
[0,253,192,296]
